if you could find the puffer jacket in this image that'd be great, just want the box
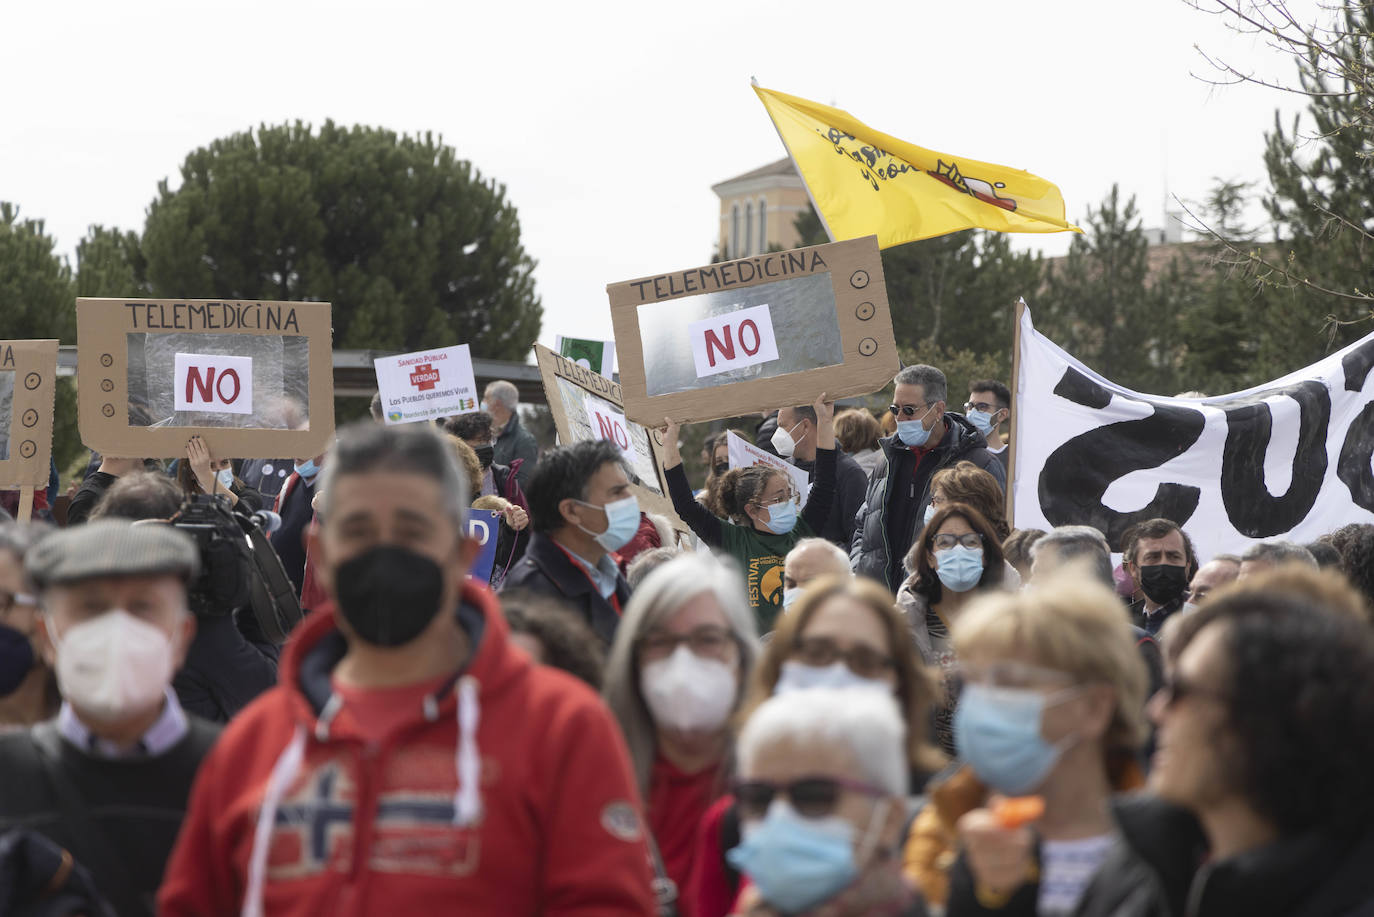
[850,415,1006,591]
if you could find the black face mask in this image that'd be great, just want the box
[335,545,447,647]
[0,623,35,696]
[713,462,730,478]
[1139,563,1189,606]
[473,445,495,470]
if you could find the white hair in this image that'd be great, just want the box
[786,538,851,577]
[484,380,519,410]
[737,688,907,797]
[602,553,760,792]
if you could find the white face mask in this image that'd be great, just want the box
[51,609,177,723]
[774,660,891,695]
[770,421,805,460]
[639,644,737,733]
[216,468,235,490]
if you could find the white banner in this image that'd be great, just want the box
[1013,306,1374,561]
[725,431,812,510]
[374,344,479,425]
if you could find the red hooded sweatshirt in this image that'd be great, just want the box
[158,581,656,916]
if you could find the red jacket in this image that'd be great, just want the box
[158,581,656,916]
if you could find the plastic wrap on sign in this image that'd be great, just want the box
[0,370,12,461]
[127,333,310,430]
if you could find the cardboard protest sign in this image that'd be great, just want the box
[724,431,812,510]
[466,509,502,583]
[374,344,480,425]
[607,236,897,425]
[555,335,616,377]
[76,299,334,460]
[533,344,684,530]
[1012,304,1374,560]
[0,341,59,516]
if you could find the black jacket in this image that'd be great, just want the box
[172,609,280,723]
[951,793,1374,917]
[791,448,869,550]
[501,532,630,645]
[850,415,1006,590]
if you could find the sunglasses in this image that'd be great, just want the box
[888,403,934,418]
[732,775,886,819]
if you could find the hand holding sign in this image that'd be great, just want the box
[502,504,529,531]
[660,418,683,468]
[813,392,836,450]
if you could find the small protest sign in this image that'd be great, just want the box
[556,335,616,377]
[607,237,898,425]
[725,431,811,510]
[0,340,59,520]
[75,298,334,460]
[466,509,502,583]
[374,344,480,425]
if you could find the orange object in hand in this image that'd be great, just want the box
[992,795,1045,829]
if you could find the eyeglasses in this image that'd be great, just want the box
[932,532,983,551]
[792,636,895,679]
[889,402,934,418]
[733,775,886,819]
[639,625,737,662]
[1155,674,1229,710]
[964,401,1003,414]
[751,489,799,508]
[0,591,37,616]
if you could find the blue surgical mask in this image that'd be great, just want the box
[216,468,234,491]
[294,458,320,479]
[935,545,984,592]
[728,800,885,914]
[576,495,641,552]
[760,498,798,535]
[954,682,1080,795]
[896,417,933,447]
[923,503,937,528]
[774,660,890,696]
[967,409,996,437]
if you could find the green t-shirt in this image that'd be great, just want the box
[720,520,815,634]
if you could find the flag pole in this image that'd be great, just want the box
[753,80,836,243]
[1005,298,1027,528]
[16,485,33,524]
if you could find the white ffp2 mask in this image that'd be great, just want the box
[52,610,176,723]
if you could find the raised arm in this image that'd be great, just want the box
[661,419,725,547]
[801,395,838,534]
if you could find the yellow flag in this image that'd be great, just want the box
[755,84,1081,247]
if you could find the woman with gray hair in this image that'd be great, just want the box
[603,553,760,912]
[727,687,923,916]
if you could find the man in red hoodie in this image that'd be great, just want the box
[159,422,656,916]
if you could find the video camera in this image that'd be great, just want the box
[170,495,303,643]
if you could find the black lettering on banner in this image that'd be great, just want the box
[1219,380,1330,537]
[1337,337,1374,511]
[1038,367,1204,548]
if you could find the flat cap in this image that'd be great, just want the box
[26,519,200,588]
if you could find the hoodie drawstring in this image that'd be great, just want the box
[242,725,307,917]
[454,675,483,826]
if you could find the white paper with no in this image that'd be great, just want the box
[583,396,637,464]
[174,352,254,415]
[725,431,811,509]
[373,344,479,425]
[688,304,780,378]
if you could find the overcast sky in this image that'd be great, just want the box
[3,0,1317,363]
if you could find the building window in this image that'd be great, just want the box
[744,203,754,257]
[731,204,740,258]
[759,198,767,252]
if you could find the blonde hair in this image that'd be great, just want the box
[471,495,510,513]
[953,577,1149,762]
[445,434,484,502]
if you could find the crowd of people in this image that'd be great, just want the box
[2,367,1374,916]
